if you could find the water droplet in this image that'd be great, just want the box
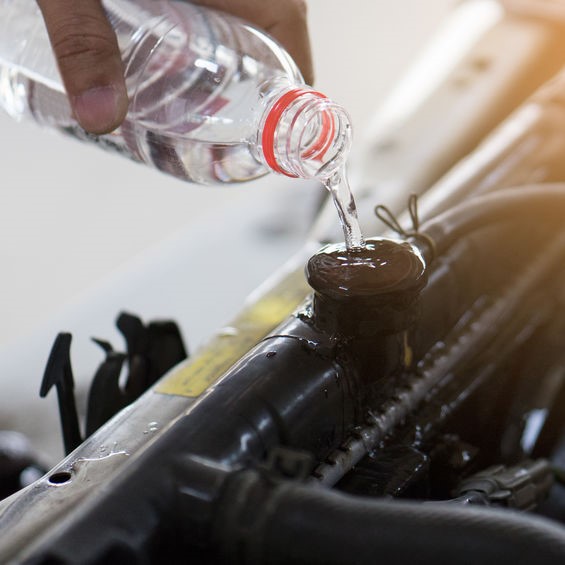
[219,326,238,337]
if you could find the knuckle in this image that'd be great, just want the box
[288,0,308,20]
[262,0,308,27]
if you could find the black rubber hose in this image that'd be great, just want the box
[418,183,565,259]
[214,470,565,565]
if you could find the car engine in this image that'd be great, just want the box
[2,1,565,563]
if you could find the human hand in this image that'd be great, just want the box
[36,0,314,135]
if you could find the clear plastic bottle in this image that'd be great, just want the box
[0,0,352,184]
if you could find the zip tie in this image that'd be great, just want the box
[374,194,436,263]
[374,204,408,237]
[408,193,420,233]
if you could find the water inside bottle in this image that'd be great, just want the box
[0,0,301,184]
[324,167,365,250]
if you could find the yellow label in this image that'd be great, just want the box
[154,266,310,398]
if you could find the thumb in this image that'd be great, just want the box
[37,0,129,134]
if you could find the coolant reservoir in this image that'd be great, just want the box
[306,238,427,337]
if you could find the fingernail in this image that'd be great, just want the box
[73,85,126,134]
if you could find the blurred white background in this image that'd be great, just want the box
[0,0,457,456]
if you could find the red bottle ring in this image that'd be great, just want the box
[262,88,332,177]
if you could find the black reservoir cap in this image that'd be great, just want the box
[305,238,428,336]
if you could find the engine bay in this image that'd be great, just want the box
[3,1,565,563]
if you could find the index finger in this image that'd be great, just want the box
[37,0,129,133]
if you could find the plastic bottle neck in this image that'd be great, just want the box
[258,85,352,180]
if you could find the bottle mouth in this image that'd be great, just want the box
[262,88,351,179]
